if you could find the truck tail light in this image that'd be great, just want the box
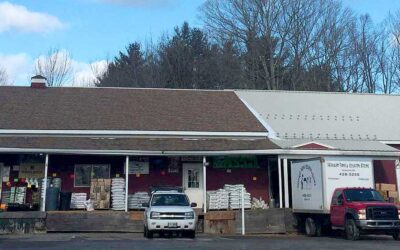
[357,209,366,220]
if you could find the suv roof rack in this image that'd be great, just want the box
[150,186,183,193]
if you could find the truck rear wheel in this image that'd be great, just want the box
[305,217,320,237]
[345,219,360,241]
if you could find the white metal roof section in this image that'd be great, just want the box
[236,90,400,142]
[272,139,398,152]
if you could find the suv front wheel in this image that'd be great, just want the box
[185,230,195,239]
[144,226,153,239]
[393,230,400,241]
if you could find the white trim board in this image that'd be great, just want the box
[0,130,268,138]
[0,148,399,158]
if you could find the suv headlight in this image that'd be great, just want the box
[398,209,400,220]
[150,212,160,219]
[185,212,194,219]
[357,209,366,220]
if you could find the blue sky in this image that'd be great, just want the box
[1,0,400,86]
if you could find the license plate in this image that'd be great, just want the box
[168,222,178,228]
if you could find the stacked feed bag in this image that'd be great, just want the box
[10,187,26,204]
[128,192,150,209]
[111,178,126,211]
[224,184,251,209]
[90,179,111,209]
[206,189,229,210]
[40,178,51,207]
[70,193,87,209]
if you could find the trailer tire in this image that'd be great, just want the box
[345,219,360,241]
[305,217,317,237]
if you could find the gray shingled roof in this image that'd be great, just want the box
[236,90,400,142]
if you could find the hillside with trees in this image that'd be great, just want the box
[96,0,400,93]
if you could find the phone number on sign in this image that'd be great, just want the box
[339,172,360,177]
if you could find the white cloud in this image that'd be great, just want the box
[0,53,32,85]
[0,2,64,33]
[98,0,171,7]
[72,60,109,87]
[0,50,108,87]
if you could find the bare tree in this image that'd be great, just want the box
[35,48,72,87]
[200,0,356,91]
[0,67,9,86]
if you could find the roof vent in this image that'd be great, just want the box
[31,75,47,89]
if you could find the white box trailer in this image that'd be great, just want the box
[291,157,374,214]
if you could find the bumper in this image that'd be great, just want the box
[356,219,400,230]
[147,219,196,231]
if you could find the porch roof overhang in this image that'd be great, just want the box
[0,136,399,159]
[0,136,280,156]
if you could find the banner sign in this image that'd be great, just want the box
[212,156,259,169]
[18,164,44,178]
[129,161,149,174]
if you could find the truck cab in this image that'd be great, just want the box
[330,187,400,240]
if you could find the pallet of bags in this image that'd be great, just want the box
[206,189,229,210]
[70,193,87,209]
[90,179,111,209]
[111,178,126,211]
[128,192,150,210]
[224,184,251,210]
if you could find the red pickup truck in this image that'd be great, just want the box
[305,187,400,240]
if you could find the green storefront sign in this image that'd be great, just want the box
[212,156,259,169]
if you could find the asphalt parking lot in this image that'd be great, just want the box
[0,233,399,250]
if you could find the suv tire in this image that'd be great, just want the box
[145,227,153,239]
[393,230,400,241]
[345,219,360,241]
[187,230,196,239]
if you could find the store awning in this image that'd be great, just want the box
[0,136,280,155]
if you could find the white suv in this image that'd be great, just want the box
[143,191,197,238]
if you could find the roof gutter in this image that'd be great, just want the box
[0,148,399,158]
[0,130,268,138]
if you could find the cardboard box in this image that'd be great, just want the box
[378,183,397,191]
[388,191,398,198]
[378,190,389,199]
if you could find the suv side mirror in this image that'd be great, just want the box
[142,202,149,208]
[190,202,197,207]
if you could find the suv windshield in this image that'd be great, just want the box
[151,194,190,206]
[344,189,385,202]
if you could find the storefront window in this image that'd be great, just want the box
[74,164,110,187]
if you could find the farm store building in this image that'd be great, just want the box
[0,76,399,234]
